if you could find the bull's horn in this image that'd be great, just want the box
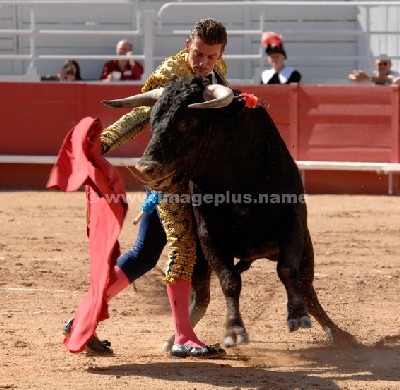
[188,84,234,109]
[102,88,164,108]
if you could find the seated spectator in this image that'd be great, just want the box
[41,60,82,81]
[100,39,144,82]
[348,54,399,85]
[260,31,301,84]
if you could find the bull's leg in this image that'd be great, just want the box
[162,239,212,352]
[235,259,254,274]
[189,246,212,335]
[277,212,311,332]
[300,230,358,346]
[211,257,249,347]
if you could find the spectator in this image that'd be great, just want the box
[100,39,144,82]
[260,31,301,84]
[41,60,82,81]
[348,54,399,85]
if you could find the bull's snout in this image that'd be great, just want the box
[136,161,162,182]
[132,161,173,190]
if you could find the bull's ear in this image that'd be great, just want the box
[102,88,164,108]
[188,85,234,109]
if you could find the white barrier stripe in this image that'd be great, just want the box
[0,155,399,194]
[296,161,400,173]
[0,286,77,293]
[0,155,140,166]
[1,155,400,171]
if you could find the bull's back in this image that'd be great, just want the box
[211,105,303,193]
[196,102,307,259]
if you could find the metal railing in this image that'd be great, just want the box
[1,0,400,83]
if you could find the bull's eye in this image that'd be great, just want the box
[178,116,197,134]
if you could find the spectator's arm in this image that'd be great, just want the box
[126,51,143,79]
[100,62,111,80]
[371,74,392,84]
[392,76,400,85]
[348,70,371,83]
[129,59,144,80]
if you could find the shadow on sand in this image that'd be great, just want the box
[87,340,400,390]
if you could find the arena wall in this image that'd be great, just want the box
[0,82,399,194]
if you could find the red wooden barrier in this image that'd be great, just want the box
[0,82,399,194]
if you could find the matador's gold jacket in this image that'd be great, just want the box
[100,49,228,152]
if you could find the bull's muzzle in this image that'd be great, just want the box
[130,161,173,190]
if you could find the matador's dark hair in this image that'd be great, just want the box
[188,18,227,48]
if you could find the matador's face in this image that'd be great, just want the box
[186,37,224,77]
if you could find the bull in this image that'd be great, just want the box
[103,77,357,348]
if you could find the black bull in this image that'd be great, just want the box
[103,77,357,349]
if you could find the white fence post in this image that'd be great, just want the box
[142,9,155,82]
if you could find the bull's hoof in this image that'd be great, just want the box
[288,319,299,332]
[300,316,312,328]
[288,315,312,332]
[237,334,249,344]
[332,337,362,348]
[224,328,249,347]
[225,336,235,347]
[326,327,362,348]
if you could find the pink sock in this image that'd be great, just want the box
[167,278,205,348]
[90,266,129,339]
[107,265,130,302]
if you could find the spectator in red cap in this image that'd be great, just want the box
[260,32,301,84]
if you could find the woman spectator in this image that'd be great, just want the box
[260,31,301,85]
[41,60,82,81]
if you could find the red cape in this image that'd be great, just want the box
[47,117,128,353]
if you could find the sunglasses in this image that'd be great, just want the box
[378,62,388,66]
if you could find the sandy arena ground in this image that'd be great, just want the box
[0,191,399,390]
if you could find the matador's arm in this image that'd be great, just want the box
[101,106,151,153]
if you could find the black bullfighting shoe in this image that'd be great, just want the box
[63,317,113,354]
[170,344,226,359]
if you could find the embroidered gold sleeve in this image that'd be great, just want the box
[100,106,151,152]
